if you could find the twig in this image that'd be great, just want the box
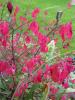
[0,91,9,95]
[11,29,15,65]
[1,3,6,20]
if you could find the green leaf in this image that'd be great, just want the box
[25,84,43,100]
[40,90,48,100]
[0,79,7,90]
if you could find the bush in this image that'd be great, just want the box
[0,1,75,100]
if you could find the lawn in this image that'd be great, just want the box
[0,0,75,56]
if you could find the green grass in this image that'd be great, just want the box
[0,0,75,55]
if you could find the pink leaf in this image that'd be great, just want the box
[32,8,40,18]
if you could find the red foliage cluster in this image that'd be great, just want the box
[0,1,74,99]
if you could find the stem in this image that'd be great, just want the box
[11,29,17,87]
[9,15,16,65]
[11,30,15,65]
[1,2,6,20]
[0,91,9,95]
[11,79,25,100]
[9,16,17,87]
[33,47,40,57]
[10,20,29,34]
[45,84,50,100]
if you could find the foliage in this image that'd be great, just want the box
[0,1,75,100]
